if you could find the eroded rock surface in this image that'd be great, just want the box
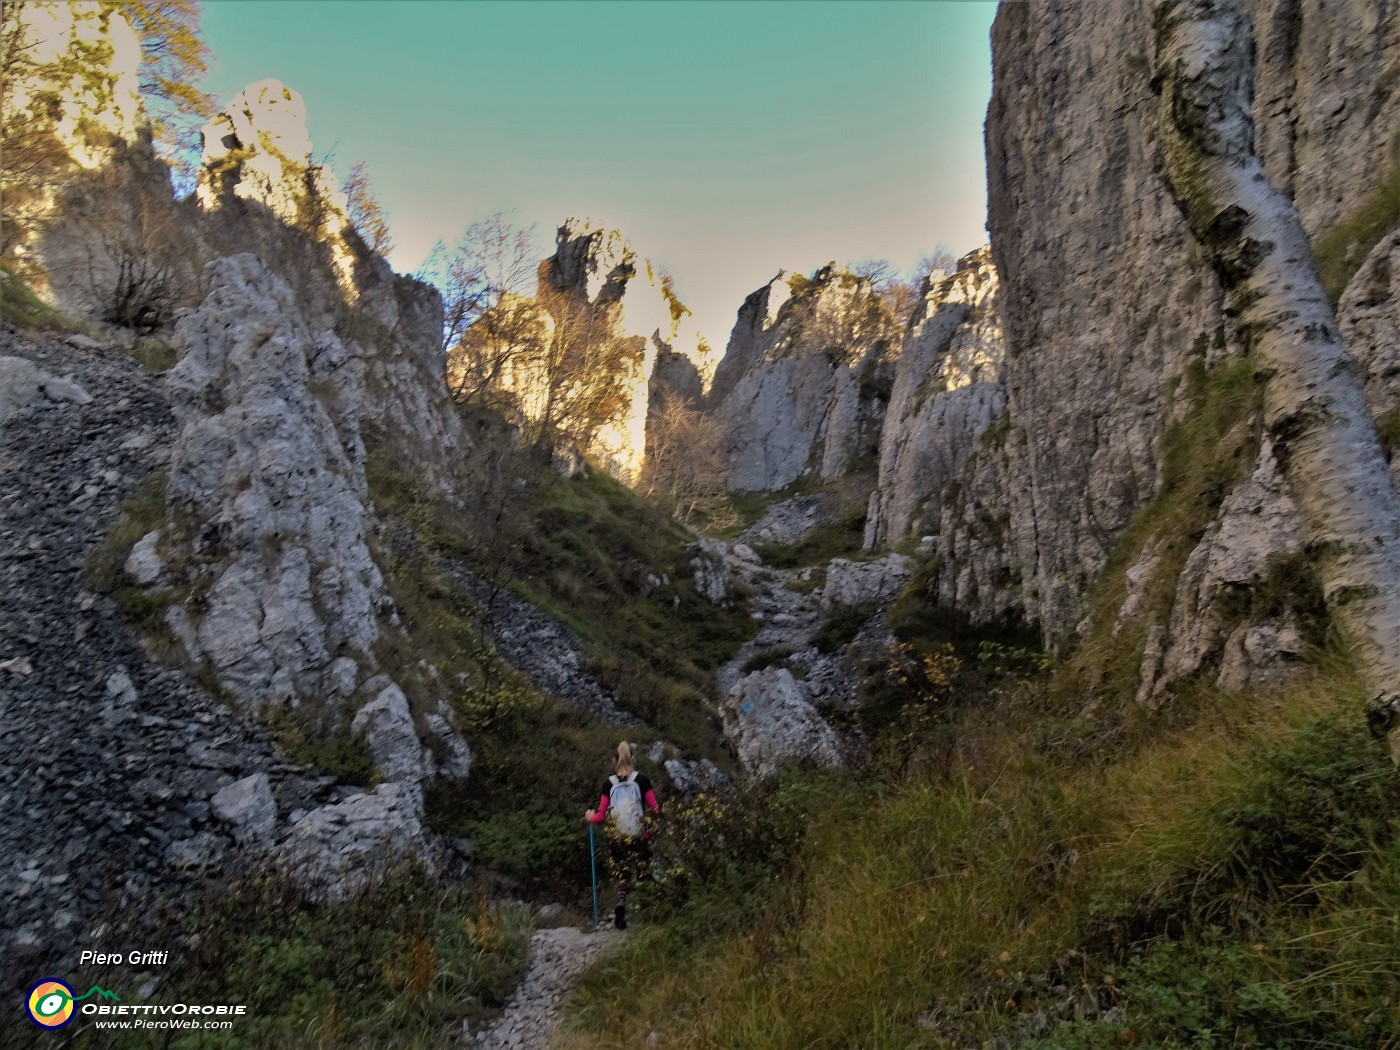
[865,248,1004,550]
[0,328,335,994]
[711,266,901,492]
[920,0,1400,671]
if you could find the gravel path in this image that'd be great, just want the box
[0,326,330,996]
[475,924,622,1049]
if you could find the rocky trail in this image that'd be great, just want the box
[474,923,622,1049]
[0,327,333,994]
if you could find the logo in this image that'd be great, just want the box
[26,979,120,1029]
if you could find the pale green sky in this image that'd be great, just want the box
[200,0,997,344]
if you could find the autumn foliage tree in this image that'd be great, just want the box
[639,391,735,528]
[1,0,214,256]
[341,161,393,255]
[446,280,639,459]
[115,0,216,193]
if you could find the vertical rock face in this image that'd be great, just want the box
[711,266,901,492]
[1343,230,1400,491]
[865,247,1004,551]
[8,1,179,323]
[931,0,1400,648]
[198,80,329,224]
[196,79,467,491]
[163,254,383,709]
[539,218,714,482]
[147,85,480,885]
[6,1,145,169]
[162,253,471,787]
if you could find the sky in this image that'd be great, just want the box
[199,0,997,347]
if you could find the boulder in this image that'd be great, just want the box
[721,668,842,778]
[0,356,92,425]
[351,681,427,794]
[279,783,431,900]
[210,773,277,847]
[820,555,912,611]
[123,531,164,587]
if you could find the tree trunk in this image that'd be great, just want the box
[1154,0,1400,758]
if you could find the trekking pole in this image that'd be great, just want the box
[589,822,599,930]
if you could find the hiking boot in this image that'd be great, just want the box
[614,904,627,930]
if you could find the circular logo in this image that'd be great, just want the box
[27,979,76,1029]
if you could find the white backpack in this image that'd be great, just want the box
[608,773,644,838]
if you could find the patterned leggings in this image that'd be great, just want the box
[606,835,652,905]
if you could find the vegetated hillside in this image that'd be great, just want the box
[557,518,1399,1050]
[364,421,756,890]
[7,1,1400,1046]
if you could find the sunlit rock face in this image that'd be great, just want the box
[198,80,346,231]
[925,0,1400,649]
[865,247,1003,551]
[6,1,175,321]
[7,0,145,169]
[538,218,715,483]
[195,80,466,492]
[710,265,902,492]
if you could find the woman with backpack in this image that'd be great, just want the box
[584,741,659,930]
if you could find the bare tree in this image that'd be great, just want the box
[852,255,929,325]
[1155,0,1400,758]
[341,160,393,255]
[417,211,540,352]
[912,245,959,288]
[640,390,736,529]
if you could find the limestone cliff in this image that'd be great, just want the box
[149,86,475,874]
[7,1,186,328]
[711,265,902,492]
[11,63,478,892]
[538,218,714,482]
[194,80,467,491]
[864,247,1003,551]
[919,0,1400,695]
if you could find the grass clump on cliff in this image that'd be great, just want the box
[1313,135,1400,304]
[1056,347,1262,703]
[0,263,72,331]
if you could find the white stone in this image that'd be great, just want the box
[721,668,842,777]
[820,555,912,610]
[123,531,164,587]
[351,683,426,792]
[278,783,431,900]
[0,356,93,425]
[210,773,277,846]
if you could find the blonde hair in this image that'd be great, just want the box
[614,741,634,777]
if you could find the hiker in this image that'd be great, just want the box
[584,741,659,930]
